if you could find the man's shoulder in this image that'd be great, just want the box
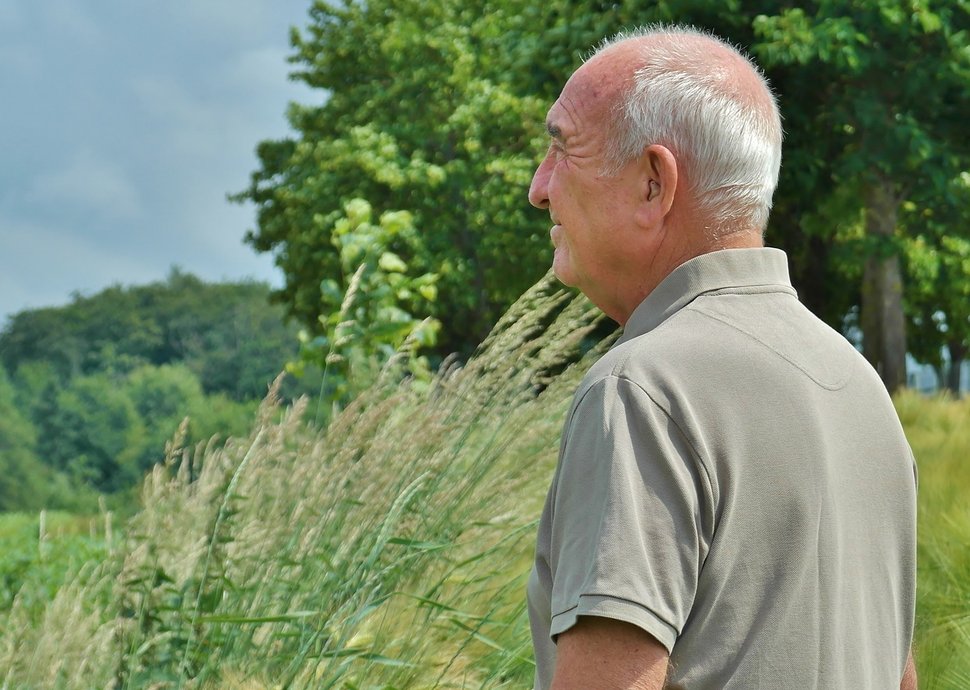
[585,304,729,382]
[578,289,875,405]
[570,308,715,413]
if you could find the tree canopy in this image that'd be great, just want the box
[0,369,49,512]
[753,0,970,390]
[0,269,303,400]
[240,0,969,391]
[236,0,557,357]
[0,273,303,508]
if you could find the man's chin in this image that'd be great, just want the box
[551,263,578,288]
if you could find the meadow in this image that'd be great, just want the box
[1,277,968,689]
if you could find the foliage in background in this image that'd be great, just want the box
[903,171,970,389]
[0,268,305,401]
[752,0,970,391]
[235,0,555,357]
[0,363,257,511]
[238,0,970,392]
[0,272,303,510]
[36,373,146,493]
[0,511,112,623]
[0,276,966,688]
[0,370,92,513]
[290,198,441,407]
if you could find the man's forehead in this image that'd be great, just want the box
[546,55,629,139]
[544,71,613,141]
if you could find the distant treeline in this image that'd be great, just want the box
[0,269,318,512]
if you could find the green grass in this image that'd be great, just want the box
[0,277,967,688]
[896,392,970,689]
[0,511,112,615]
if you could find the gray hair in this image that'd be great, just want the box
[598,25,783,236]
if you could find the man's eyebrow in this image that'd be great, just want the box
[546,121,564,141]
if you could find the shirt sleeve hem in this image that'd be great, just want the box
[549,594,679,653]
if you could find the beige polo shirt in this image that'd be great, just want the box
[528,248,916,689]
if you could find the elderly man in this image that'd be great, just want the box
[526,25,918,690]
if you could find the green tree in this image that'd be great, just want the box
[0,307,87,380]
[903,171,970,391]
[9,361,60,419]
[0,270,304,401]
[290,197,441,404]
[0,369,48,511]
[185,393,257,454]
[236,0,560,357]
[36,374,144,492]
[752,0,970,391]
[123,364,207,474]
[123,364,257,475]
[242,0,969,391]
[149,271,303,399]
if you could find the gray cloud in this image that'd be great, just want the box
[26,148,143,221]
[0,0,314,324]
[0,213,156,324]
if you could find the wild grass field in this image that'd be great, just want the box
[1,278,968,689]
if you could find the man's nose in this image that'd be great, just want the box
[528,155,552,210]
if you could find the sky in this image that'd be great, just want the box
[0,0,319,327]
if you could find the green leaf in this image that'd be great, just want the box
[378,252,408,273]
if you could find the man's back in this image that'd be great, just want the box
[529,249,917,688]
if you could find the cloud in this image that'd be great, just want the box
[166,1,288,42]
[40,0,103,46]
[0,5,41,80]
[0,214,157,321]
[221,46,298,94]
[25,148,143,221]
[0,0,305,325]
[0,43,42,81]
[129,75,218,141]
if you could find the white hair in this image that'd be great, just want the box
[598,25,783,236]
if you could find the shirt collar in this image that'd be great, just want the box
[617,247,796,345]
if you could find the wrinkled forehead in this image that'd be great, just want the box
[546,55,629,136]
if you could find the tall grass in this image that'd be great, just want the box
[0,276,967,688]
[896,392,970,689]
[0,274,608,689]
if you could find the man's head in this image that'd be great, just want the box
[529,25,783,323]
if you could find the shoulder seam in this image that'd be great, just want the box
[686,305,852,391]
[574,374,718,533]
[611,374,715,503]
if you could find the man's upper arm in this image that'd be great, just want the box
[546,376,711,649]
[551,615,669,690]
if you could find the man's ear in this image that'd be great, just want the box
[635,144,678,228]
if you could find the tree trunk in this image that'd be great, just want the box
[860,179,907,393]
[945,340,966,394]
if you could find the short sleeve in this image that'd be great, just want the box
[546,375,711,653]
